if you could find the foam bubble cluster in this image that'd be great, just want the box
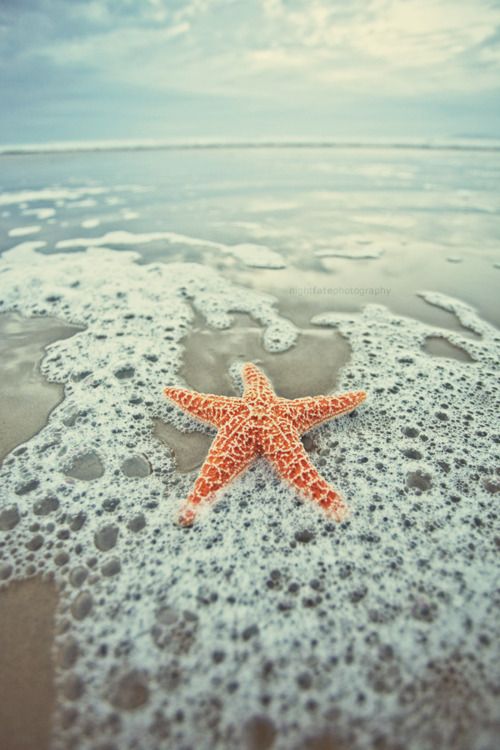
[0,242,498,750]
[56,230,286,270]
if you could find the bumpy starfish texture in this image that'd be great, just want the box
[164,363,366,526]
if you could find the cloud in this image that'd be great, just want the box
[4,0,500,94]
[254,0,500,93]
[0,0,499,141]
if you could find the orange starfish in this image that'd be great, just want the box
[164,363,366,526]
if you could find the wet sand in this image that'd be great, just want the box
[180,317,351,398]
[0,313,81,750]
[0,577,58,750]
[0,313,82,461]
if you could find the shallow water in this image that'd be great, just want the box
[1,146,499,328]
[0,146,499,750]
[0,313,82,460]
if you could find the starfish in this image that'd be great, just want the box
[164,363,366,526]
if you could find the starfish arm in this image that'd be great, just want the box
[284,391,367,434]
[242,362,275,398]
[164,387,243,428]
[178,421,256,526]
[263,425,347,521]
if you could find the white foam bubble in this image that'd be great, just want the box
[3,240,47,259]
[81,218,101,229]
[0,187,109,207]
[315,235,384,260]
[229,243,286,269]
[8,225,42,237]
[55,229,220,251]
[23,207,56,220]
[67,199,98,208]
[56,230,286,270]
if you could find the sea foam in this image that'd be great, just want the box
[0,240,498,750]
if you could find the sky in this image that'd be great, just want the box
[1,0,500,145]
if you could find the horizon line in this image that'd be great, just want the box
[1,135,500,157]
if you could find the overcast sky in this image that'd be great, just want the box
[1,0,500,144]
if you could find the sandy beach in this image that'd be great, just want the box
[0,145,499,750]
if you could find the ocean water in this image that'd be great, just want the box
[0,145,499,750]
